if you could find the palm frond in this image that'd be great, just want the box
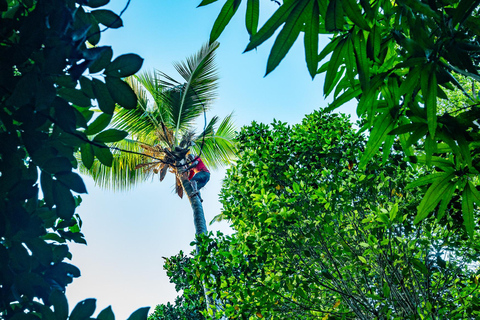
[78,139,157,191]
[192,112,237,170]
[171,42,220,145]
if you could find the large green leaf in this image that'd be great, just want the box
[70,299,96,320]
[245,0,297,52]
[93,143,113,167]
[414,172,456,224]
[105,54,144,78]
[93,129,128,143]
[342,0,370,30]
[126,307,150,320]
[91,9,122,28]
[304,0,319,79]
[266,0,311,75]
[359,111,395,168]
[105,76,137,109]
[80,143,94,169]
[245,0,259,36]
[53,180,76,219]
[209,0,241,44]
[462,183,475,238]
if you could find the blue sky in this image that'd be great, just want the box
[66,1,357,319]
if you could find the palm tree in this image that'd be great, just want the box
[82,42,236,237]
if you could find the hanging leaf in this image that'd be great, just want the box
[85,113,112,136]
[414,172,456,224]
[463,183,475,238]
[80,143,94,169]
[304,0,319,79]
[93,143,113,167]
[359,111,395,168]
[105,54,144,78]
[246,0,259,36]
[266,0,311,75]
[92,78,115,114]
[93,129,128,143]
[325,0,344,32]
[91,9,123,28]
[105,77,138,109]
[245,0,297,52]
[342,0,370,30]
[209,0,241,44]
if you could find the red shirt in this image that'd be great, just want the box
[188,157,209,180]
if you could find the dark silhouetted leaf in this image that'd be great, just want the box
[70,299,96,320]
[93,129,128,143]
[91,9,122,28]
[93,143,113,167]
[105,77,137,109]
[56,172,87,194]
[126,307,150,320]
[105,54,144,77]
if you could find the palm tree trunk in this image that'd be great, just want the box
[179,173,207,237]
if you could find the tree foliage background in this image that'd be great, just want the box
[154,110,480,319]
[0,0,148,319]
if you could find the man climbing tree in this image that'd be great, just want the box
[183,154,210,202]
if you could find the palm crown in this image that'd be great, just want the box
[83,42,237,196]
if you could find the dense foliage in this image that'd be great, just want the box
[149,251,206,320]
[0,0,148,319]
[161,110,480,319]
[201,0,480,235]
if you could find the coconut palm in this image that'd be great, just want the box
[82,42,236,237]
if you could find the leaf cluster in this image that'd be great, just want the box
[0,0,147,319]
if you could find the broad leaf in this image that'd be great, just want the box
[209,0,241,44]
[91,9,122,28]
[105,54,144,78]
[93,129,128,143]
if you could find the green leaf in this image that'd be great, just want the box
[421,64,437,137]
[358,256,367,264]
[414,172,456,224]
[105,77,137,109]
[93,143,113,167]
[266,0,311,75]
[245,0,297,52]
[359,111,395,168]
[91,9,123,28]
[246,0,259,36]
[209,0,241,44]
[324,37,346,96]
[325,0,344,32]
[105,54,144,78]
[87,0,110,8]
[53,180,76,219]
[406,173,445,189]
[126,307,150,320]
[92,78,115,114]
[57,88,92,108]
[463,183,475,238]
[437,181,456,221]
[86,113,112,136]
[353,29,369,92]
[80,143,94,169]
[93,129,128,143]
[198,0,218,6]
[70,299,96,320]
[468,181,480,205]
[304,0,319,79]
[43,157,73,174]
[49,290,68,320]
[326,86,361,111]
[56,172,88,194]
[89,46,113,74]
[342,0,370,30]
[382,281,390,298]
[41,171,54,208]
[97,306,115,320]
